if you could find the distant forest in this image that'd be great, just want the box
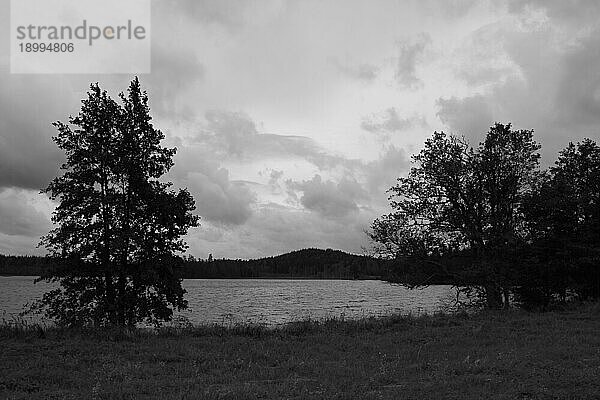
[182,249,385,279]
[0,249,455,283]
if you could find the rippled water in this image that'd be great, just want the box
[0,276,455,325]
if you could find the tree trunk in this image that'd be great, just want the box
[104,273,115,324]
[485,284,503,309]
[117,273,126,326]
[502,288,510,309]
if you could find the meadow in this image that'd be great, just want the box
[1,304,600,399]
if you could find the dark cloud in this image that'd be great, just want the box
[440,23,600,159]
[361,108,426,136]
[395,34,431,90]
[286,175,368,219]
[187,170,255,226]
[553,32,600,127]
[0,188,50,237]
[170,151,256,226]
[0,74,66,190]
[364,145,410,195]
[0,234,46,256]
[436,95,494,144]
[142,45,205,117]
[0,61,199,191]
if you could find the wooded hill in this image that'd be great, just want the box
[182,248,388,279]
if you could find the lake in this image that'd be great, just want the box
[0,276,455,326]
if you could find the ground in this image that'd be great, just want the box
[1,304,600,399]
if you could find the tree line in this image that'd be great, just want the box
[1,249,393,281]
[370,123,600,309]
[1,248,461,283]
[181,248,389,279]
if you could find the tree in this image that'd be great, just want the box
[521,139,600,304]
[35,78,199,327]
[370,123,541,308]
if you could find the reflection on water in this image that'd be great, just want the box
[0,276,455,326]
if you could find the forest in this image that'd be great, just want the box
[0,249,396,281]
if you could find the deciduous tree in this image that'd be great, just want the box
[370,123,541,308]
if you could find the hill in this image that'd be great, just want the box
[182,248,389,279]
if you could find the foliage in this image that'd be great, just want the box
[0,254,57,276]
[371,123,541,308]
[520,138,600,306]
[33,78,199,327]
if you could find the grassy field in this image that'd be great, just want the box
[1,304,600,399]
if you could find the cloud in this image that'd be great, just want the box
[165,0,284,31]
[286,175,368,219]
[332,58,379,82]
[180,108,411,230]
[420,0,478,19]
[143,45,205,117]
[0,234,46,256]
[361,108,426,138]
[187,169,255,226]
[364,145,410,195]
[452,24,519,87]
[194,110,359,171]
[0,188,51,237]
[268,169,284,185]
[553,32,600,127]
[395,33,431,90]
[507,0,600,25]
[170,152,256,226]
[438,17,600,159]
[198,110,258,157]
[0,74,66,190]
[436,95,494,144]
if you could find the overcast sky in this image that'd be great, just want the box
[1,0,600,258]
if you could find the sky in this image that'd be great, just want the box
[1,0,600,259]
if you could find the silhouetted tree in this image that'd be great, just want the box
[35,78,199,326]
[521,139,600,305]
[370,123,541,308]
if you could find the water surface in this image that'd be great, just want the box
[0,276,454,325]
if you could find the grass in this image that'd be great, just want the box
[1,304,600,399]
